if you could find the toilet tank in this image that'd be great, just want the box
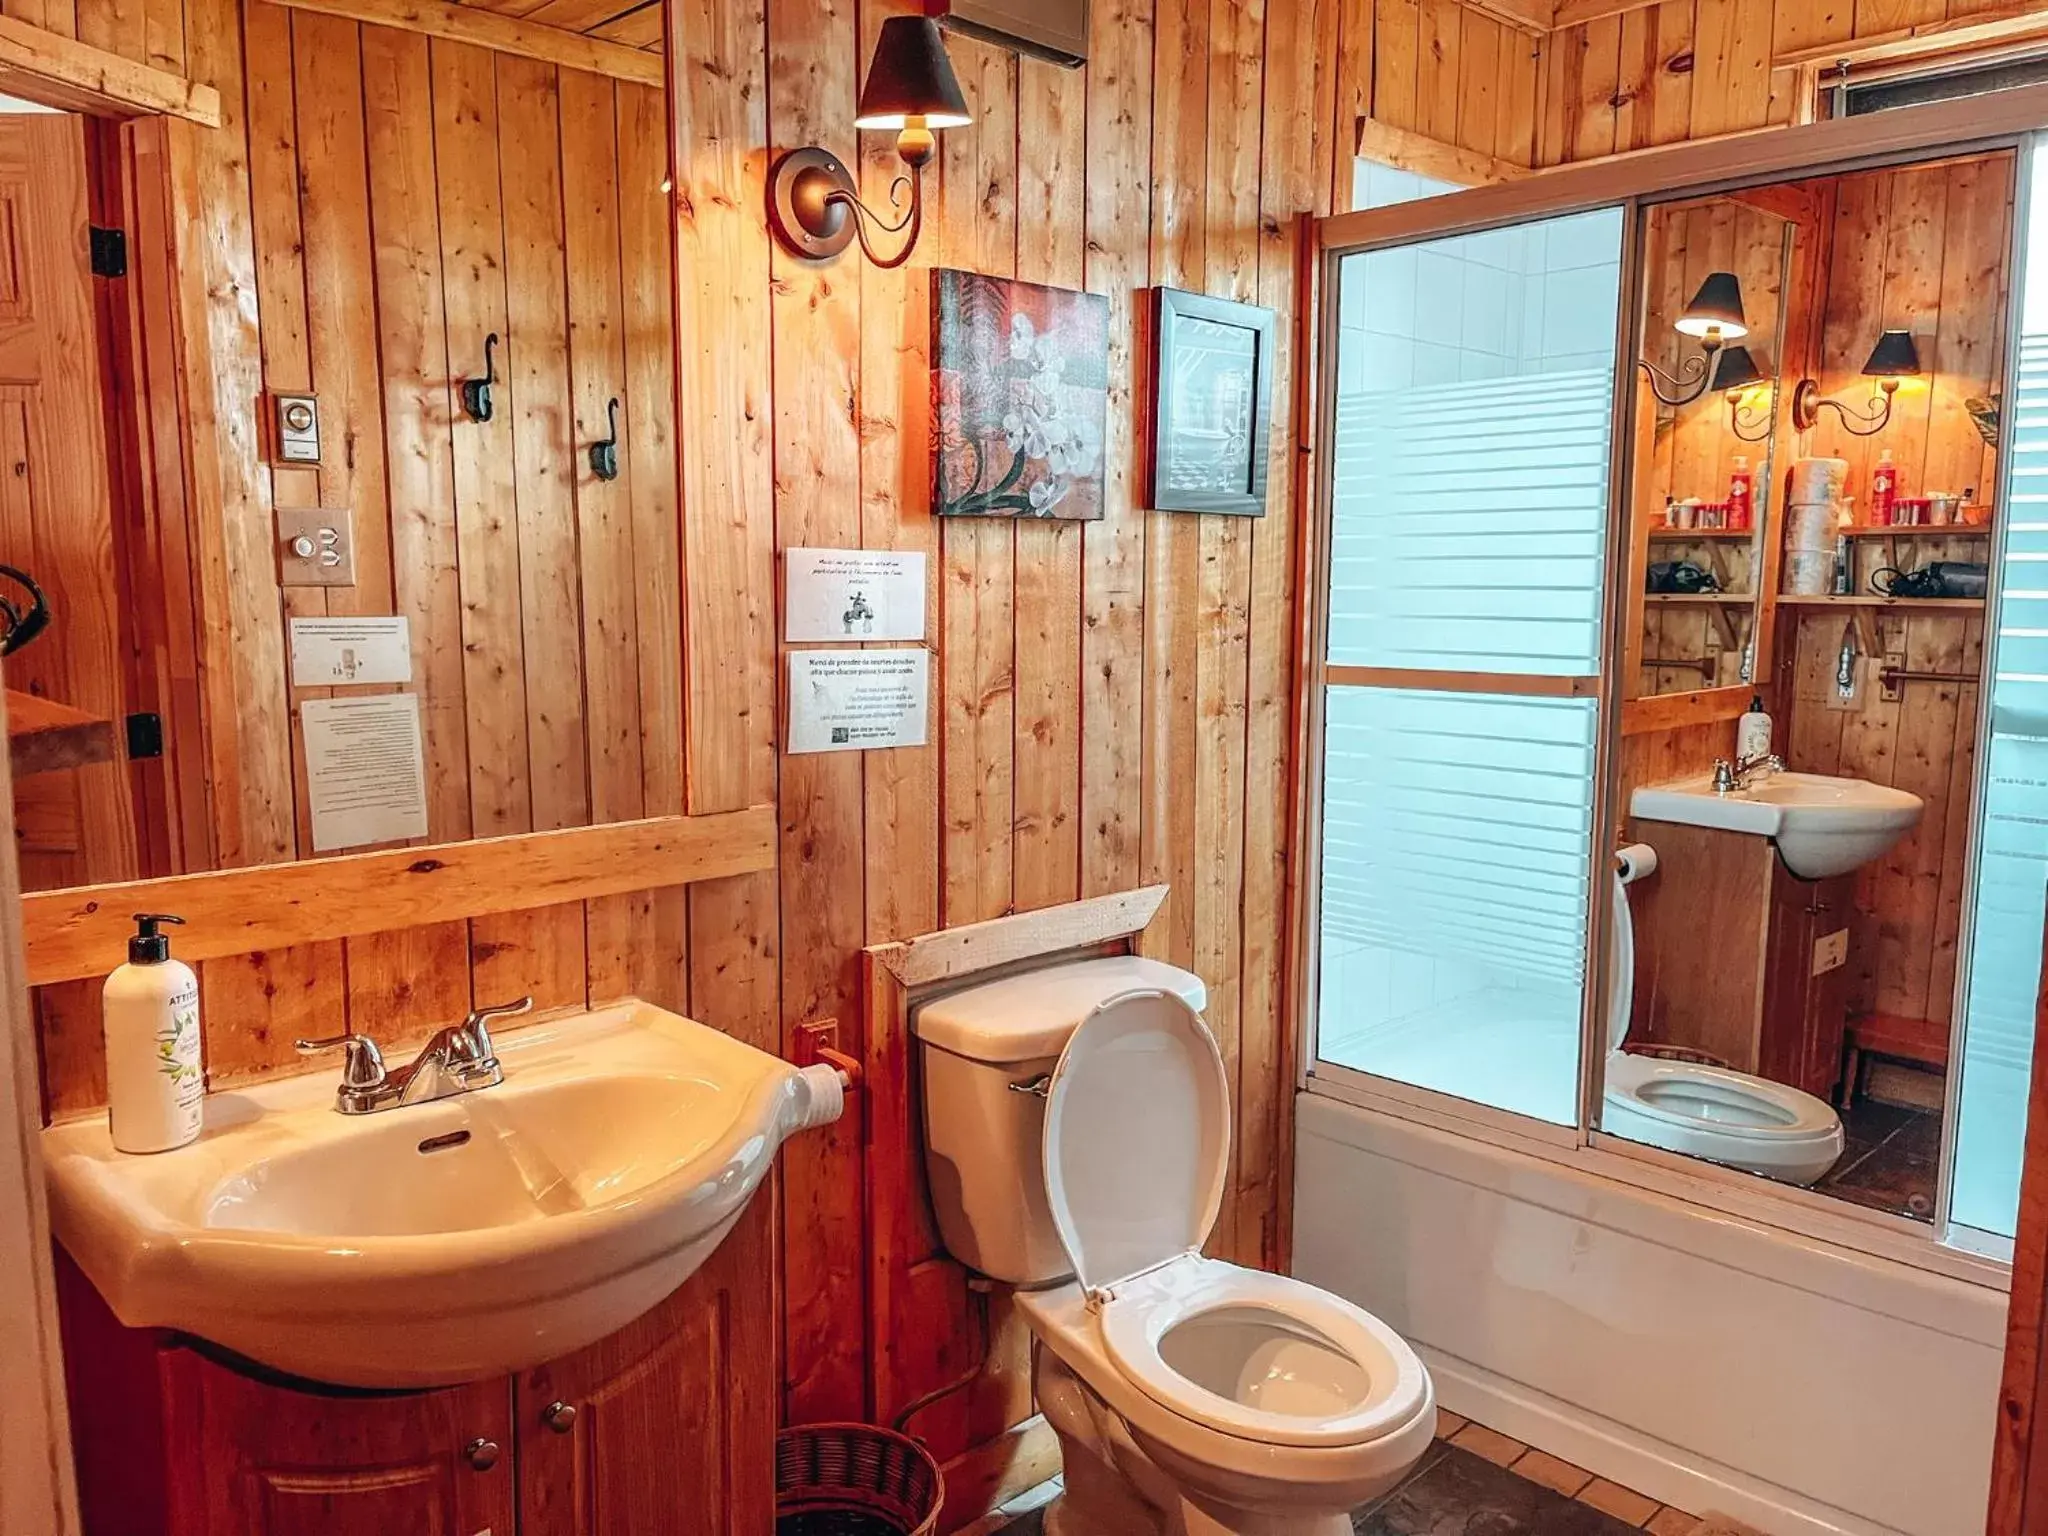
[911,955,1207,1286]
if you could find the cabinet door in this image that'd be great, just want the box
[516,1205,776,1536]
[163,1350,515,1536]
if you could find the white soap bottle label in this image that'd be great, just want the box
[104,915,205,1154]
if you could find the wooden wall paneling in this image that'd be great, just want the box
[1459,12,1502,158]
[0,12,215,121]
[436,38,533,844]
[1196,0,1262,1266]
[1010,56,1085,916]
[613,76,687,1015]
[672,0,779,1057]
[1242,0,1330,1275]
[1927,151,2013,505]
[363,25,472,843]
[1419,0,1462,145]
[1142,0,1204,974]
[938,35,1017,932]
[1688,0,1773,140]
[1331,0,1373,208]
[1568,14,1620,161]
[267,0,664,85]
[488,54,591,1008]
[1077,0,1149,902]
[769,0,866,1429]
[1374,0,1422,134]
[560,66,652,1000]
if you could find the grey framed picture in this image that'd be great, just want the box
[1146,287,1276,518]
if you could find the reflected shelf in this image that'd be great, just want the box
[1777,594,1984,609]
[1645,592,1755,604]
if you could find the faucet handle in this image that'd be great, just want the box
[294,1033,388,1090]
[454,996,532,1066]
[1712,757,1736,793]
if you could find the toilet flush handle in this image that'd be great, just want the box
[1008,1073,1053,1098]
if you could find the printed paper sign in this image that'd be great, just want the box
[785,548,927,643]
[788,649,930,755]
[289,617,413,687]
[301,694,430,851]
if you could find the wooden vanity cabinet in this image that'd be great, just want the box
[1629,821,1854,1100]
[60,1207,775,1536]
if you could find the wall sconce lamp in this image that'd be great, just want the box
[1712,345,1776,444]
[1790,329,1922,437]
[766,17,971,270]
[1638,272,1749,408]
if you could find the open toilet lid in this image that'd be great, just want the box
[1041,988,1231,1294]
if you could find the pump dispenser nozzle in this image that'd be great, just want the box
[128,913,185,965]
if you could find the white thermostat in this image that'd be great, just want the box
[273,392,321,464]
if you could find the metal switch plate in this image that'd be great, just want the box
[277,507,356,587]
[273,392,322,464]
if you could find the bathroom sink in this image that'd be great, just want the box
[43,1000,842,1388]
[1631,771,1924,878]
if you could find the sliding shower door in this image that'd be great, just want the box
[1308,207,1626,1128]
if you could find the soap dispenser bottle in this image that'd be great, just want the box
[1737,693,1773,763]
[103,913,203,1153]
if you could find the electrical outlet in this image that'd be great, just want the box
[1812,928,1849,977]
[1826,657,1863,710]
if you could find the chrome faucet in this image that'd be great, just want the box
[1712,753,1785,794]
[296,996,533,1115]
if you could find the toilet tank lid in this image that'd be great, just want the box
[913,956,1208,1063]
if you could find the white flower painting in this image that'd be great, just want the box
[933,269,1110,521]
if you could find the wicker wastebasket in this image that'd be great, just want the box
[775,1423,944,1536]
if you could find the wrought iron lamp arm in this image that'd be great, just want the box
[1793,380,1898,438]
[1636,347,1718,408]
[1726,383,1777,444]
[823,168,923,270]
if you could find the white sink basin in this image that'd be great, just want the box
[1631,770,1924,878]
[44,1000,843,1388]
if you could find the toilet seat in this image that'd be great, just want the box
[1604,1051,1840,1139]
[1096,1255,1431,1448]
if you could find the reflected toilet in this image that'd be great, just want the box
[1606,855,1846,1186]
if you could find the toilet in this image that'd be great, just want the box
[1605,861,1845,1186]
[914,956,1435,1536]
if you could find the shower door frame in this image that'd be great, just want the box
[1295,83,2048,1289]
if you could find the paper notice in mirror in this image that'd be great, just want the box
[301,694,430,851]
[785,548,927,642]
[788,649,930,755]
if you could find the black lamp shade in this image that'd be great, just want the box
[1674,271,1749,341]
[1862,329,1922,379]
[1713,345,1767,394]
[854,17,972,131]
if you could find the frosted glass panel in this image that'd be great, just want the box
[1316,688,1596,1125]
[1328,208,1623,676]
[1953,269,2048,1237]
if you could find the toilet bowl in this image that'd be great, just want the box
[914,957,1435,1536]
[1606,859,1845,1186]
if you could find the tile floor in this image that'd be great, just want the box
[967,1409,1706,1535]
[1816,1097,1940,1222]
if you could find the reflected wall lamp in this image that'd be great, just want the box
[1711,345,1776,443]
[1638,271,1749,407]
[1790,329,1922,437]
[766,17,971,269]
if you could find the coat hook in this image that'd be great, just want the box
[589,397,621,482]
[461,333,499,423]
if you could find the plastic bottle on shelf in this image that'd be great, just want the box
[1728,456,1754,531]
[1870,449,1899,527]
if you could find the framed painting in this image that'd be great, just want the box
[933,269,1110,521]
[1146,287,1277,517]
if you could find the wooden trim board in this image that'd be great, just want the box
[1621,685,1753,737]
[0,14,220,124]
[1775,8,2048,71]
[261,0,663,85]
[1358,120,1531,187]
[865,884,1169,989]
[1325,665,1599,698]
[22,809,773,984]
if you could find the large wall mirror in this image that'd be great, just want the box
[1625,191,1798,702]
[0,36,676,896]
[1609,148,2014,1227]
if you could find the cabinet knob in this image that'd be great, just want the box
[464,1438,501,1472]
[542,1400,579,1434]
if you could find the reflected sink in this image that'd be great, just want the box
[44,1001,843,1388]
[1631,770,1924,878]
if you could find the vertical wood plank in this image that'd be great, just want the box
[1012,56,1086,914]
[769,0,866,1428]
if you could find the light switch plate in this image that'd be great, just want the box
[273,392,321,463]
[277,507,356,587]
[1812,928,1849,977]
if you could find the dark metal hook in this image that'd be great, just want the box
[461,333,499,423]
[590,397,620,482]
